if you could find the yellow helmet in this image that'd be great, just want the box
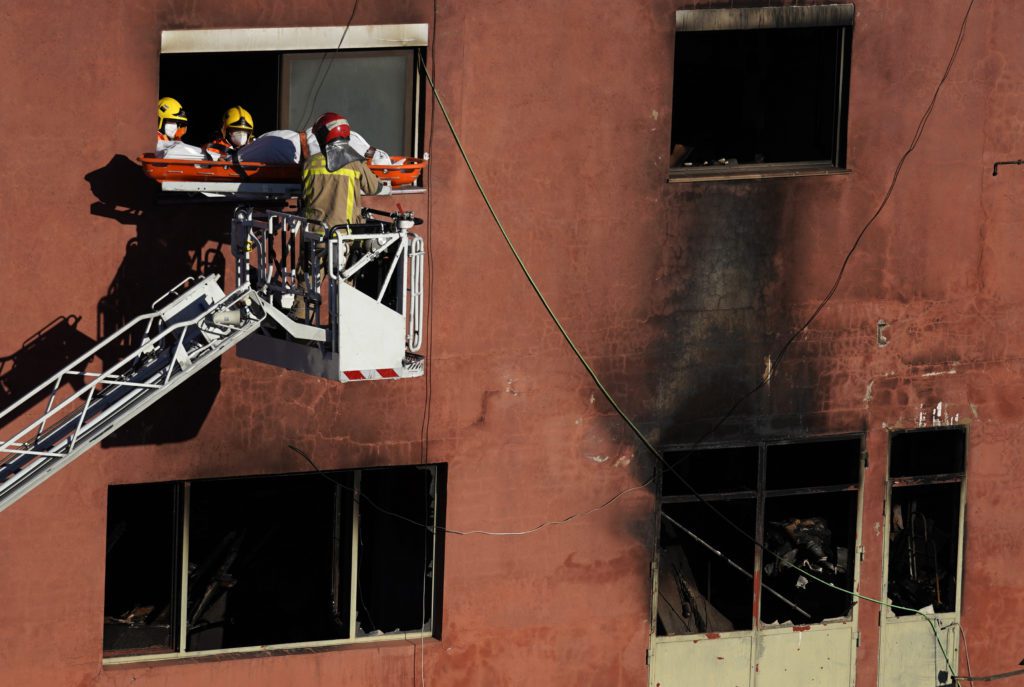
[157,97,188,131]
[221,106,254,137]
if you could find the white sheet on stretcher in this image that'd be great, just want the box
[155,139,205,159]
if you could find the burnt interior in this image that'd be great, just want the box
[887,428,966,615]
[659,500,756,634]
[658,437,862,635]
[671,26,851,167]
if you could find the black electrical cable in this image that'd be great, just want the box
[295,0,361,131]
[956,668,1024,683]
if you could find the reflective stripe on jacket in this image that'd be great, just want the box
[301,153,380,229]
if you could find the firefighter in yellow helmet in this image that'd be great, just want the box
[156,97,188,142]
[205,106,254,160]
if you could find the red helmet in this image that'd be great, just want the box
[312,112,351,148]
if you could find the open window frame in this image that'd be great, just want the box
[102,464,446,665]
[155,24,428,198]
[669,5,854,183]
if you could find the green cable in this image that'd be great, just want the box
[416,54,956,683]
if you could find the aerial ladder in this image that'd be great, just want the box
[0,207,425,513]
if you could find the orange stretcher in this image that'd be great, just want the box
[138,155,428,188]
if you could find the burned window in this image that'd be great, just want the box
[670,5,853,179]
[657,437,861,636]
[886,428,966,616]
[103,465,444,660]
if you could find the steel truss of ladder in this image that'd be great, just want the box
[0,275,264,513]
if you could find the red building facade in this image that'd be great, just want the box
[0,1,1020,685]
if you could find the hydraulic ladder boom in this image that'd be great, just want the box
[0,275,263,513]
[0,206,425,514]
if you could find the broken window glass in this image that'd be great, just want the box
[887,428,966,616]
[663,445,758,497]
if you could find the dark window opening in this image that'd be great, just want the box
[890,428,966,478]
[159,49,419,157]
[658,500,756,634]
[658,436,861,636]
[357,466,436,635]
[103,465,443,658]
[103,482,181,656]
[186,473,341,651]
[670,25,851,173]
[761,491,857,624]
[766,439,861,491]
[159,52,281,149]
[663,445,758,497]
[887,428,965,616]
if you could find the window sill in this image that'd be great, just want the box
[656,617,854,643]
[103,631,435,667]
[668,161,849,183]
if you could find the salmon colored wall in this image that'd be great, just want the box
[1,1,1022,685]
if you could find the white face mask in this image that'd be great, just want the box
[162,122,178,137]
[229,131,249,147]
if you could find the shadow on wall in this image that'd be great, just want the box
[83,154,233,446]
[0,315,97,433]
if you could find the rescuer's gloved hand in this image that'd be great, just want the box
[378,180,392,196]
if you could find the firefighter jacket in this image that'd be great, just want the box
[301,152,380,230]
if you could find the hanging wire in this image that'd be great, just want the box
[295,0,361,131]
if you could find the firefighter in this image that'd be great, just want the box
[302,112,387,229]
[205,106,254,160]
[156,97,188,142]
[290,113,389,321]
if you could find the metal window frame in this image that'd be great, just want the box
[158,25,427,161]
[650,433,865,686]
[669,6,854,181]
[103,465,440,665]
[279,48,420,156]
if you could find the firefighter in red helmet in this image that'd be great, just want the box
[301,112,387,229]
[291,113,389,321]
